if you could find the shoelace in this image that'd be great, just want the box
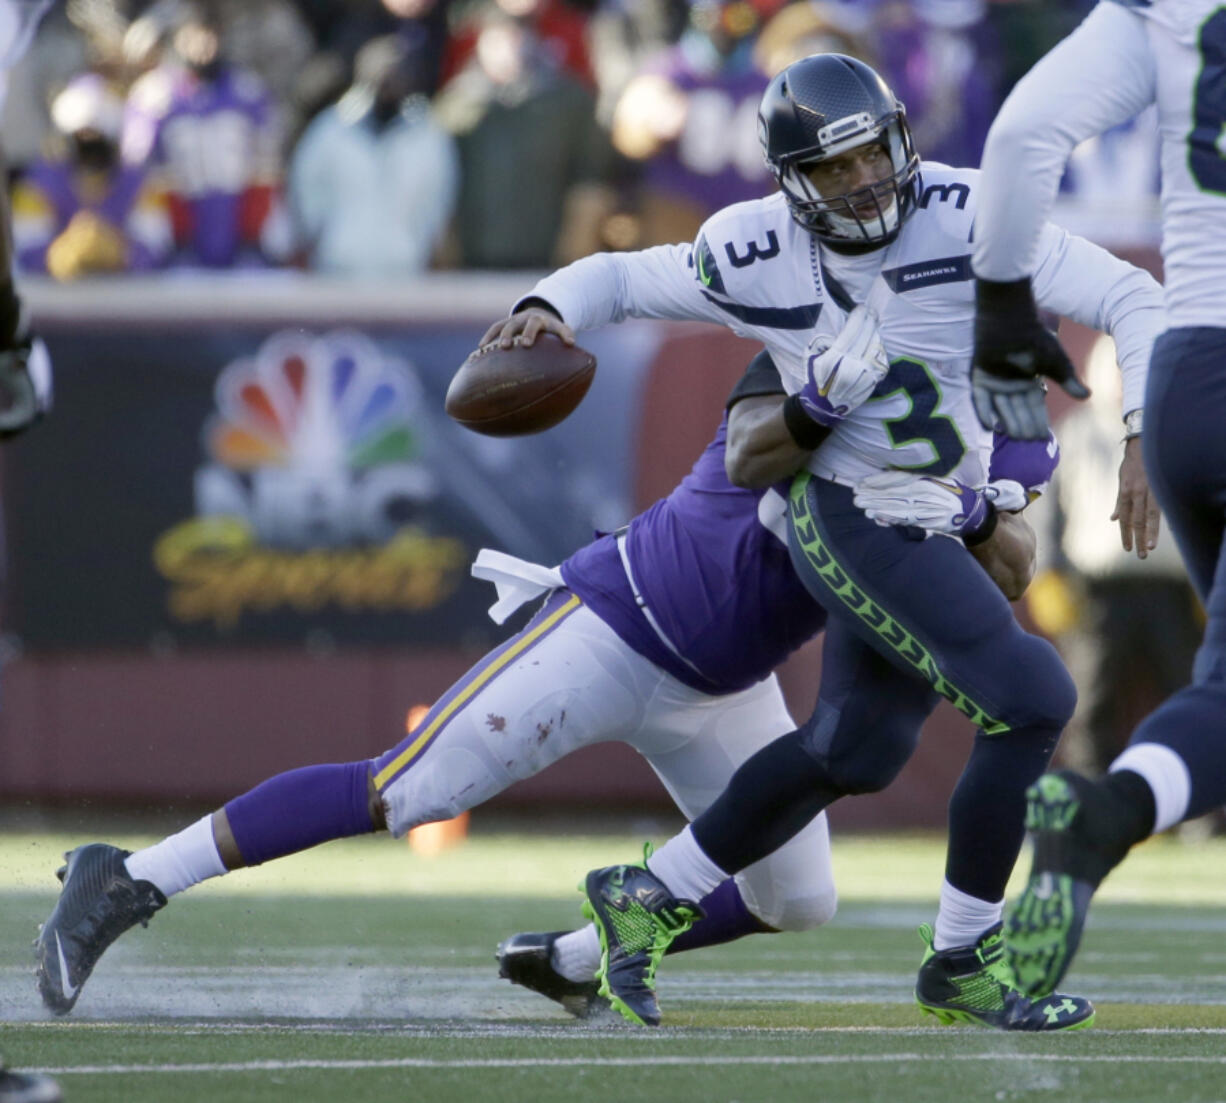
[977,932,1027,997]
[655,904,697,931]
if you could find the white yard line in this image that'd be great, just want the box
[31,1052,1226,1076]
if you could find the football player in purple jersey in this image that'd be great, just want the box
[33,349,1045,1021]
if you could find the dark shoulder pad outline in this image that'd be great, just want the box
[726,350,785,410]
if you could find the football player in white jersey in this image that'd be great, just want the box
[970,0,1226,1000]
[486,52,1167,1030]
[0,0,52,437]
[31,347,1049,1022]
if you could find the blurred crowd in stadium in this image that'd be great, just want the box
[1,0,1143,280]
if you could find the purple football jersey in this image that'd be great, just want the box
[152,68,279,268]
[561,420,1060,697]
[562,416,825,695]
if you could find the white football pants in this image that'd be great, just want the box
[375,594,836,932]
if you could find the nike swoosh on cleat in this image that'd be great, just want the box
[54,933,78,1000]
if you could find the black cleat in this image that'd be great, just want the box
[496,931,608,1018]
[35,844,166,1015]
[581,851,703,1027]
[915,922,1094,1031]
[1006,770,1138,998]
[0,1064,61,1103]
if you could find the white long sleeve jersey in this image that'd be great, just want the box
[523,163,1164,488]
[974,0,1226,329]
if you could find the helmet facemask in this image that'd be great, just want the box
[767,110,920,247]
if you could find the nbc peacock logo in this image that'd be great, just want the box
[153,330,467,631]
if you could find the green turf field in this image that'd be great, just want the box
[3,823,1226,1102]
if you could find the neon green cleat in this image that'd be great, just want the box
[1006,770,1116,998]
[580,846,703,1027]
[915,922,1095,1031]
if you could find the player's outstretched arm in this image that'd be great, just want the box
[970,1,1155,438]
[973,1,1156,286]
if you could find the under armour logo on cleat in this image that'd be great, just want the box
[1043,998,1079,1023]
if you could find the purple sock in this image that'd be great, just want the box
[665,878,776,955]
[223,761,375,867]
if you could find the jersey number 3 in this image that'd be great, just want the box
[1190,9,1226,194]
[869,357,966,476]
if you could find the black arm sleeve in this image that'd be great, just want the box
[726,349,785,410]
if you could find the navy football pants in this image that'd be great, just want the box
[1130,326,1226,819]
[691,475,1074,904]
[787,476,1074,902]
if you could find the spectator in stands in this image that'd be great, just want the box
[12,72,171,279]
[124,0,316,122]
[983,0,1093,103]
[287,34,457,277]
[871,0,1001,169]
[209,0,315,115]
[442,0,596,91]
[609,0,785,245]
[752,1,876,79]
[586,0,689,129]
[435,6,615,269]
[122,2,289,268]
[295,0,452,88]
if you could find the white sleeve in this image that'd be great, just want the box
[973,1,1156,281]
[513,245,731,331]
[1031,221,1165,416]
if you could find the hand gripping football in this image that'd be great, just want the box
[445,334,597,436]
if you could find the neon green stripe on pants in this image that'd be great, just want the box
[788,472,1008,736]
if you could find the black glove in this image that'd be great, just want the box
[971,277,1089,439]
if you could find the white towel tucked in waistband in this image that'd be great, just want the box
[470,548,565,625]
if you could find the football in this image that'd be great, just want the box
[445,335,597,436]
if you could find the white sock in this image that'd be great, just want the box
[124,815,228,898]
[1111,743,1191,834]
[932,879,1003,951]
[644,826,728,904]
[550,924,601,982]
